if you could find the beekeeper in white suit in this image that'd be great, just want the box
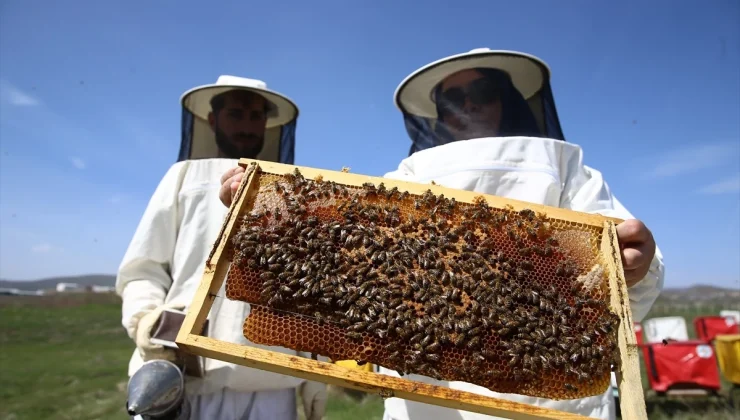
[116,75,327,420]
[218,50,665,420]
[376,48,664,420]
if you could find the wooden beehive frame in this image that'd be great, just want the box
[175,158,647,420]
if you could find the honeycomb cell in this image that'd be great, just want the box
[226,168,618,400]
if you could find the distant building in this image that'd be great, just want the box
[52,283,114,294]
[0,288,44,296]
[56,282,84,293]
[91,285,115,293]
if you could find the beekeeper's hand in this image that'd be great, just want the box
[219,166,245,208]
[616,219,656,287]
[135,302,186,362]
[299,380,327,420]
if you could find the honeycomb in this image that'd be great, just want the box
[225,166,621,400]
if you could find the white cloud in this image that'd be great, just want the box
[697,174,740,195]
[70,156,86,169]
[646,142,740,178]
[0,80,41,107]
[31,243,53,253]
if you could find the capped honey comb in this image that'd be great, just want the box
[225,166,620,400]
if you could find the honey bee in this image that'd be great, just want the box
[451,288,461,301]
[508,354,520,367]
[409,333,424,345]
[569,352,580,364]
[552,355,566,367]
[538,354,551,369]
[480,347,496,359]
[427,367,442,380]
[267,295,283,306]
[518,209,535,220]
[424,340,440,352]
[593,344,605,359]
[346,331,363,341]
[466,326,483,337]
[424,353,440,363]
[420,334,434,348]
[581,346,594,360]
[471,352,486,364]
[466,336,481,349]
[502,318,518,328]
[522,354,533,369]
[519,339,534,348]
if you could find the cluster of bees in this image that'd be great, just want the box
[228,168,621,399]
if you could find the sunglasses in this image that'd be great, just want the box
[438,78,501,115]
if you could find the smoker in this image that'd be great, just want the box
[126,359,190,420]
[125,308,208,419]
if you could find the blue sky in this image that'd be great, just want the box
[0,1,738,289]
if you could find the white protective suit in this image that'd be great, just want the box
[379,136,665,420]
[117,158,314,419]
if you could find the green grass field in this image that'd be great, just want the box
[0,294,737,420]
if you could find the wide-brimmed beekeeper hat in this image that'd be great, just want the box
[177,75,299,163]
[394,48,566,155]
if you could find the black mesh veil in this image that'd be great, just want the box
[178,78,299,164]
[397,52,566,156]
[178,106,297,164]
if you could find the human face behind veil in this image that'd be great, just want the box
[431,67,543,145]
[437,69,503,141]
[208,90,269,159]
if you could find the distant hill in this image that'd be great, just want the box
[0,274,116,291]
[1,274,737,304]
[657,284,740,307]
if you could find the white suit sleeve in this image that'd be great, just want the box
[559,164,664,322]
[383,158,415,180]
[116,162,189,339]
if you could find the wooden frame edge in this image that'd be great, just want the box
[179,334,592,420]
[174,159,638,420]
[237,158,625,228]
[601,221,647,420]
[176,162,261,346]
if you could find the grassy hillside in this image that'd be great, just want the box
[0,294,385,420]
[0,293,737,420]
[0,294,133,420]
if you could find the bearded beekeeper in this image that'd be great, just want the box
[116,75,327,420]
[376,48,665,420]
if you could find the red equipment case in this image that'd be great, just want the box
[694,315,739,342]
[643,340,722,394]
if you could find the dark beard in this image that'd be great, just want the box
[214,128,264,159]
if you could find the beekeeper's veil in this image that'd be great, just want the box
[395,49,566,156]
[178,75,299,164]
